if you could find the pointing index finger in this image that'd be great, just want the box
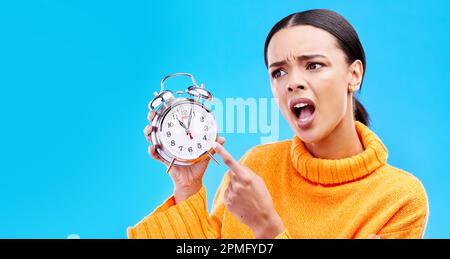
[212,142,242,174]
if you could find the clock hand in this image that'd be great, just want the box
[177,118,186,129]
[186,108,194,140]
[187,107,193,130]
[176,114,194,140]
[175,110,189,129]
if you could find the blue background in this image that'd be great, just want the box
[0,0,449,238]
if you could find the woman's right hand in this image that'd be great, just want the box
[144,110,225,204]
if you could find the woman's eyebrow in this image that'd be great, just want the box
[269,54,327,68]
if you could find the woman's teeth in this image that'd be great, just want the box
[293,103,309,117]
[294,103,308,108]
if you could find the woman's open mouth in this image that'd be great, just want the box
[289,97,316,129]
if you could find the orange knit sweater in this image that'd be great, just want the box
[128,122,429,239]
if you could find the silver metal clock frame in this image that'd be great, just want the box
[148,73,219,173]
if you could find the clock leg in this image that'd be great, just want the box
[207,152,220,166]
[166,158,175,174]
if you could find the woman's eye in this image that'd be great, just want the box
[272,69,287,79]
[307,63,323,70]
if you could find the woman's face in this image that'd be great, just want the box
[267,25,362,144]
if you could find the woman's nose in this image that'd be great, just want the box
[286,71,307,92]
[287,84,306,92]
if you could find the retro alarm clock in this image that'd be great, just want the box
[148,73,219,173]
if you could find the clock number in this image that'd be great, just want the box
[204,125,208,131]
[168,122,174,128]
[178,146,183,151]
[170,140,175,146]
[188,147,193,153]
[200,116,204,122]
[166,131,171,138]
[197,143,202,149]
[202,135,207,141]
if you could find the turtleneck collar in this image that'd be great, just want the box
[290,121,388,185]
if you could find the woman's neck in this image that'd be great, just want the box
[305,109,364,160]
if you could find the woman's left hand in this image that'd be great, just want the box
[212,142,285,238]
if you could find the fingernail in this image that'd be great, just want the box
[211,142,218,150]
[144,126,151,136]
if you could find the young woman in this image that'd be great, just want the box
[129,9,428,239]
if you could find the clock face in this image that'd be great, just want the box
[159,101,217,161]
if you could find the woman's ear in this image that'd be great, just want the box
[348,60,364,93]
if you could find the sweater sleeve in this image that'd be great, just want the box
[127,170,233,239]
[127,148,288,239]
[274,229,292,239]
[376,179,429,239]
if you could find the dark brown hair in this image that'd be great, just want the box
[264,9,370,126]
